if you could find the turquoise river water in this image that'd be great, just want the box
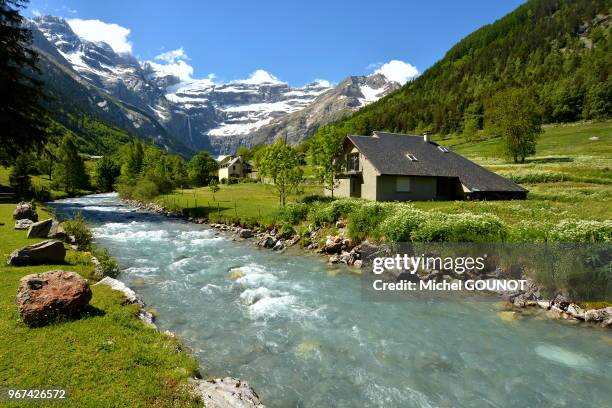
[49,193,612,408]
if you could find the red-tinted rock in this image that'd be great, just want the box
[16,270,92,327]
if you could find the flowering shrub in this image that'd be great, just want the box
[500,170,568,183]
[379,205,426,242]
[548,220,612,242]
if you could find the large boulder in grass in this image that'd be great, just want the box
[48,220,66,240]
[16,270,92,327]
[13,201,38,222]
[27,218,53,238]
[7,240,66,266]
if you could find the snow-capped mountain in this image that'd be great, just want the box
[161,74,331,150]
[30,15,402,155]
[243,74,401,148]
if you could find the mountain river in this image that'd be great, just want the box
[49,193,612,407]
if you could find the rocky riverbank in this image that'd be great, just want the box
[123,198,611,329]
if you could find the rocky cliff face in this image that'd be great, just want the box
[30,15,401,155]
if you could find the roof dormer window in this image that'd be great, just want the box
[406,153,418,161]
[438,146,450,153]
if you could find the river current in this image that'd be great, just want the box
[49,193,612,408]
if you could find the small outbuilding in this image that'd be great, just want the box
[327,132,527,201]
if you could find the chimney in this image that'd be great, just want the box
[423,133,431,143]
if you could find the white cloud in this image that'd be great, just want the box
[237,69,284,85]
[147,60,195,81]
[373,60,419,85]
[67,18,132,53]
[32,9,42,17]
[312,79,332,88]
[155,47,190,63]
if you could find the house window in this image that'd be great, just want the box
[346,153,360,171]
[232,165,236,170]
[396,177,411,192]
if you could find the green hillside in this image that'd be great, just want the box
[317,0,611,140]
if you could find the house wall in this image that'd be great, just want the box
[218,162,243,180]
[376,175,437,201]
[325,144,379,199]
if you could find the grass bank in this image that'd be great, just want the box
[0,203,201,407]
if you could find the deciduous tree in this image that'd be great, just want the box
[258,139,303,206]
[310,125,344,197]
[188,151,218,187]
[485,88,542,163]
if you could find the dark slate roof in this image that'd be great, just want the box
[347,132,527,192]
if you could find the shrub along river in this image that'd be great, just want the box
[50,193,612,408]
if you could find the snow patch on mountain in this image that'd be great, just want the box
[237,69,284,85]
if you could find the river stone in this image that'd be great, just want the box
[323,236,343,254]
[94,277,144,306]
[16,270,92,327]
[13,201,38,222]
[194,377,265,408]
[257,235,276,249]
[239,229,253,239]
[14,219,33,230]
[7,240,66,266]
[584,307,612,324]
[27,218,53,238]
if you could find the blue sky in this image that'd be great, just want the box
[25,0,525,86]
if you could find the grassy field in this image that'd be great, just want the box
[0,203,200,407]
[157,183,322,225]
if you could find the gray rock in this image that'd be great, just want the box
[239,229,253,239]
[584,307,612,323]
[14,219,33,230]
[13,201,38,222]
[16,270,91,326]
[566,304,585,320]
[257,235,276,249]
[272,240,284,251]
[48,220,66,239]
[7,240,66,266]
[323,236,343,254]
[328,255,340,264]
[194,377,265,408]
[551,293,570,311]
[27,218,53,238]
